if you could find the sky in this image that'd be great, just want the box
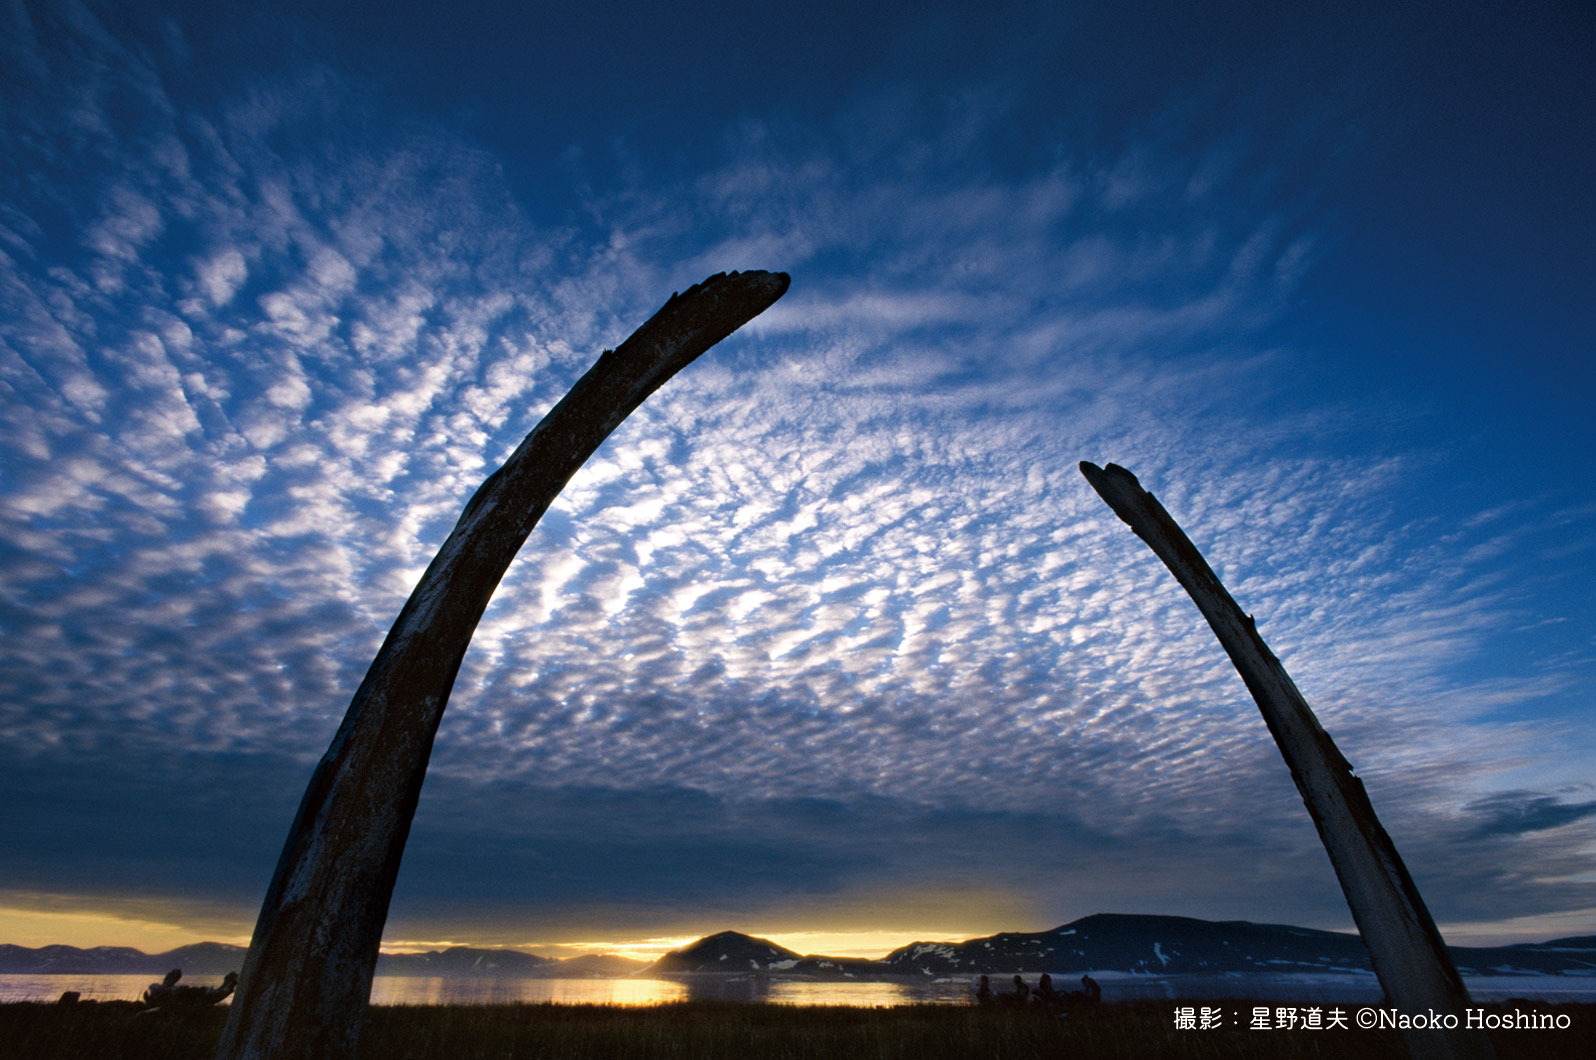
[1,0,1592,963]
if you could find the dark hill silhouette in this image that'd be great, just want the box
[648,931,801,974]
[641,915,1596,980]
[884,913,1596,978]
[885,913,1373,976]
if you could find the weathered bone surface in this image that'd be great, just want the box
[216,271,790,1060]
[1078,462,1492,1060]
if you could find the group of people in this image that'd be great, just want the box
[974,972,1101,1011]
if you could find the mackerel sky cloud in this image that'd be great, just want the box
[1,0,1592,955]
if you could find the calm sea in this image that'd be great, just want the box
[0,974,972,1006]
[3,972,1591,1007]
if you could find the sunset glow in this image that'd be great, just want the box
[0,902,248,952]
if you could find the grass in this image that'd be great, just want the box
[2,999,1590,1059]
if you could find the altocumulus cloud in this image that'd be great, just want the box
[1,0,1592,947]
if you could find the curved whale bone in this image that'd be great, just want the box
[216,271,790,1060]
[1078,461,1493,1060]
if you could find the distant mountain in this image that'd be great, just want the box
[645,915,1596,981]
[371,947,648,978]
[374,947,554,977]
[0,943,628,978]
[644,931,883,977]
[556,953,649,976]
[1510,935,1596,951]
[1459,936,1596,976]
[882,914,1596,978]
[641,932,903,979]
[884,914,1374,976]
[648,931,801,974]
[160,942,253,976]
[784,954,893,978]
[8,916,1594,981]
[0,942,246,976]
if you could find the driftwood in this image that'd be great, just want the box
[216,271,790,1060]
[143,969,239,1011]
[1078,462,1492,1060]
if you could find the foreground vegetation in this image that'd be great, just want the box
[2,998,1590,1059]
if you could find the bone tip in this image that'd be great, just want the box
[690,270,792,303]
[1080,462,1147,502]
[729,269,792,299]
[1102,463,1142,488]
[1078,461,1117,488]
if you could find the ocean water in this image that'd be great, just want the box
[3,972,1591,1007]
[0,974,964,1006]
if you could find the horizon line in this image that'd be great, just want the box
[5,909,1588,964]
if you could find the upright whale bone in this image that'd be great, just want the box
[217,271,790,1060]
[1078,461,1492,1060]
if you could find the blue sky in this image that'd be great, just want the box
[1,0,1592,960]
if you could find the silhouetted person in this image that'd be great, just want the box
[1006,974,1030,1005]
[143,969,182,1004]
[1080,973,1101,1004]
[1033,971,1069,1014]
[975,975,993,1004]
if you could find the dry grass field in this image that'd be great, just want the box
[1,999,1590,1059]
